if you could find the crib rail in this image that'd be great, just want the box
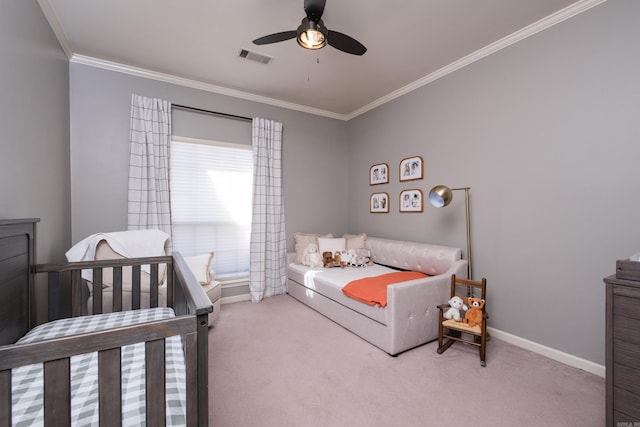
[0,252,212,427]
[35,255,174,320]
[0,316,196,426]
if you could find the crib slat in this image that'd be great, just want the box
[98,347,122,426]
[44,358,71,425]
[71,269,84,317]
[150,263,159,307]
[113,266,122,312]
[185,331,198,427]
[132,264,141,310]
[0,370,10,427]
[47,271,61,322]
[92,267,103,314]
[146,339,166,426]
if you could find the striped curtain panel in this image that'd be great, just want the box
[249,118,287,302]
[127,94,172,239]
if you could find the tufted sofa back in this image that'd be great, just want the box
[365,237,462,276]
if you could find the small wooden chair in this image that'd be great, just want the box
[437,274,489,366]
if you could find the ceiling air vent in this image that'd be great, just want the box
[238,49,273,65]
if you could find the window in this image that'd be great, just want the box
[170,136,253,279]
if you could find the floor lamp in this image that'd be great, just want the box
[428,185,472,280]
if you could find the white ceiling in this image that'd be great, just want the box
[38,0,602,120]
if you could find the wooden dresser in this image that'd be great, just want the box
[604,261,640,426]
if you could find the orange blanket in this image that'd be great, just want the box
[342,271,428,307]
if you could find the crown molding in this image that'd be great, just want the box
[345,0,607,120]
[38,0,73,59]
[43,0,606,122]
[69,55,347,121]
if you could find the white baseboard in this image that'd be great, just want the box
[488,327,605,378]
[221,294,251,304]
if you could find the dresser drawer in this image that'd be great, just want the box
[613,315,640,346]
[613,386,640,422]
[614,339,640,369]
[613,292,640,320]
[613,362,640,395]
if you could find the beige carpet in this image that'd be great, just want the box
[208,294,604,427]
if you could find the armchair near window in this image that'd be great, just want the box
[89,239,168,312]
[92,240,221,326]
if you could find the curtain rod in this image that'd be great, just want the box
[172,104,253,123]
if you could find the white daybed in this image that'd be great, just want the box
[287,236,467,356]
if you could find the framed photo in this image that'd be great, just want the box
[369,163,389,185]
[370,192,389,213]
[399,189,423,212]
[399,156,423,182]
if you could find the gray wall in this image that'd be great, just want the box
[69,64,349,246]
[0,0,70,263]
[347,0,640,365]
[67,1,639,365]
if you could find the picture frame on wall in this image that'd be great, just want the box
[399,189,423,212]
[370,163,389,185]
[399,156,423,182]
[370,192,389,213]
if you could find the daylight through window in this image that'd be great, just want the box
[170,137,253,279]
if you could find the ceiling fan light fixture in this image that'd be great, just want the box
[296,18,327,50]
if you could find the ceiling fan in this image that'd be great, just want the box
[252,0,367,56]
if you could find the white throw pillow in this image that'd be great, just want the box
[344,233,367,250]
[317,237,346,255]
[184,253,214,285]
[293,232,333,264]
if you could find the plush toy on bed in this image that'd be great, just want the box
[322,251,345,268]
[443,295,468,321]
[322,251,333,267]
[339,249,351,266]
[345,249,357,266]
[322,251,339,268]
[348,248,371,268]
[302,243,323,268]
[334,251,343,266]
[463,297,485,327]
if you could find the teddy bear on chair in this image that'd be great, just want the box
[302,243,323,268]
[463,297,485,327]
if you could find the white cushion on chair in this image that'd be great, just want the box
[201,280,221,327]
[184,253,214,284]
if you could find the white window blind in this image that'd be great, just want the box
[170,137,253,279]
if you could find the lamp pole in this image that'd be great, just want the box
[428,185,472,280]
[457,187,472,281]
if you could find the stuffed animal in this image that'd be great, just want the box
[443,296,468,321]
[463,297,485,327]
[339,249,351,266]
[302,243,323,268]
[334,251,342,266]
[355,248,371,266]
[345,249,357,266]
[322,251,334,267]
[348,248,371,267]
[322,251,345,268]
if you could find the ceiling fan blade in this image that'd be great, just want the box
[253,31,297,45]
[304,0,326,22]
[327,30,367,56]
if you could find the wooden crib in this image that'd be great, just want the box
[0,218,212,426]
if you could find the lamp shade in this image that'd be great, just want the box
[428,185,453,208]
[296,18,327,50]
